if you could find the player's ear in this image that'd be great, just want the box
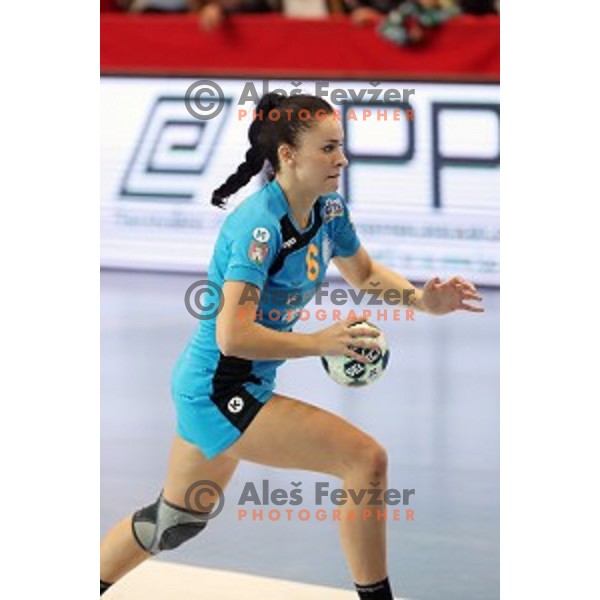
[278,143,295,167]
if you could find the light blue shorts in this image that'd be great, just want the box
[171,353,276,460]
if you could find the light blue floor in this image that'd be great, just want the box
[101,269,499,600]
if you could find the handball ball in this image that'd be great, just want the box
[321,321,390,387]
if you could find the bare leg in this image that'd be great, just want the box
[100,515,148,584]
[339,470,388,584]
[225,393,389,585]
[100,435,239,585]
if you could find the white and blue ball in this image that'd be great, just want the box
[321,322,390,387]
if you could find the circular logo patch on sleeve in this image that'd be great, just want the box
[252,227,271,243]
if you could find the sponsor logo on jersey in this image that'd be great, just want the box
[248,240,269,265]
[282,236,297,250]
[252,227,271,243]
[323,198,345,223]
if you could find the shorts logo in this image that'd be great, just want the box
[248,240,269,265]
[227,396,244,414]
[252,227,271,243]
[323,198,344,223]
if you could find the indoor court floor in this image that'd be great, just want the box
[101,269,499,600]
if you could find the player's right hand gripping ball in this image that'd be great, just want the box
[321,322,390,387]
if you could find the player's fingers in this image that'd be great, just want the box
[347,325,380,338]
[345,313,367,324]
[460,291,483,302]
[454,283,479,300]
[344,348,370,364]
[345,334,379,349]
[456,277,478,293]
[459,302,485,313]
[350,339,381,353]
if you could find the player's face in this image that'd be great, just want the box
[290,115,348,197]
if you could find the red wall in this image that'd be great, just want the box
[101,13,499,80]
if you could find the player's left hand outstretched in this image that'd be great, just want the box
[420,275,484,315]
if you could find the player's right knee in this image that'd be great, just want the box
[131,492,209,555]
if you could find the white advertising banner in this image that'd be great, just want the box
[101,77,499,284]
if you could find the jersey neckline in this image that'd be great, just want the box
[268,179,319,235]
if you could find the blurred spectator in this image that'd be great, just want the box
[114,0,497,31]
[379,0,460,45]
[345,0,499,26]
[459,0,497,14]
[117,0,188,10]
[283,0,339,18]
[190,1,280,31]
[343,1,397,26]
[193,1,348,28]
[117,1,282,31]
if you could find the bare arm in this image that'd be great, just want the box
[216,281,380,361]
[333,246,483,315]
[217,282,317,359]
[333,246,425,309]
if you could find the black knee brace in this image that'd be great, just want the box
[131,492,209,555]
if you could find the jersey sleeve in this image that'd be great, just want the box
[329,195,361,259]
[223,218,280,290]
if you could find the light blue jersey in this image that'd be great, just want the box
[172,179,360,459]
